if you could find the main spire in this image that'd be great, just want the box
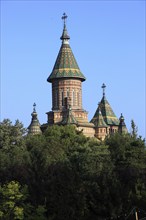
[47,13,86,82]
[60,13,70,42]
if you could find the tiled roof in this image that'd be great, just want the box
[28,103,42,135]
[47,44,86,82]
[99,96,119,126]
[47,18,86,82]
[61,106,78,125]
[91,107,108,127]
[91,96,119,127]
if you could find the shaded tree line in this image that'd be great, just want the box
[0,119,146,220]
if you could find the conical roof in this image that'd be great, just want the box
[99,96,119,126]
[91,106,108,127]
[61,105,78,125]
[47,13,86,83]
[91,84,119,126]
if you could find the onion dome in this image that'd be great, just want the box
[28,103,42,135]
[47,13,86,83]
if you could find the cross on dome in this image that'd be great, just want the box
[62,13,68,25]
[101,83,106,97]
[33,103,36,112]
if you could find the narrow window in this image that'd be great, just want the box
[67,88,69,98]
[77,92,79,107]
[56,89,58,107]
[72,89,75,106]
[61,89,64,106]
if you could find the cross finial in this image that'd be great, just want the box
[62,13,67,25]
[101,83,106,97]
[33,103,36,112]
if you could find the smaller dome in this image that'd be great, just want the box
[28,103,42,135]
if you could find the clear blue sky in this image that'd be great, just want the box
[1,1,145,138]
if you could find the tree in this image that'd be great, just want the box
[0,119,30,184]
[1,120,146,219]
[131,119,138,139]
[0,119,26,150]
[105,132,146,216]
[0,181,27,220]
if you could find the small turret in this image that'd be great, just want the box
[91,103,108,140]
[61,104,78,125]
[118,113,128,134]
[28,103,42,135]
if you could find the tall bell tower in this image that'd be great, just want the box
[44,13,95,137]
[47,13,85,112]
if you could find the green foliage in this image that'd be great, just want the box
[0,119,146,219]
[131,119,138,139]
[24,204,47,220]
[105,132,146,213]
[0,181,27,219]
[0,119,30,184]
[0,119,26,150]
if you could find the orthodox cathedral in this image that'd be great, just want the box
[28,13,127,140]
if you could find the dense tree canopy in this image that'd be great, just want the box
[0,119,146,219]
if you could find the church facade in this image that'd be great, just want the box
[28,14,127,140]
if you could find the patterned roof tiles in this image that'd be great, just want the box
[100,96,119,126]
[91,96,119,127]
[47,44,86,82]
[47,18,86,83]
[91,108,108,127]
[61,106,78,125]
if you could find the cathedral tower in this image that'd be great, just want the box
[91,83,127,140]
[43,13,95,137]
[28,14,128,139]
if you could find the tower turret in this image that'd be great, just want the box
[91,103,108,140]
[118,113,128,134]
[28,103,42,135]
[44,14,95,137]
[99,83,119,127]
[91,84,120,137]
[47,13,86,112]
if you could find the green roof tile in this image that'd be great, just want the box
[61,106,78,125]
[91,96,119,126]
[47,44,86,82]
[100,96,119,125]
[47,17,86,82]
[91,108,108,127]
